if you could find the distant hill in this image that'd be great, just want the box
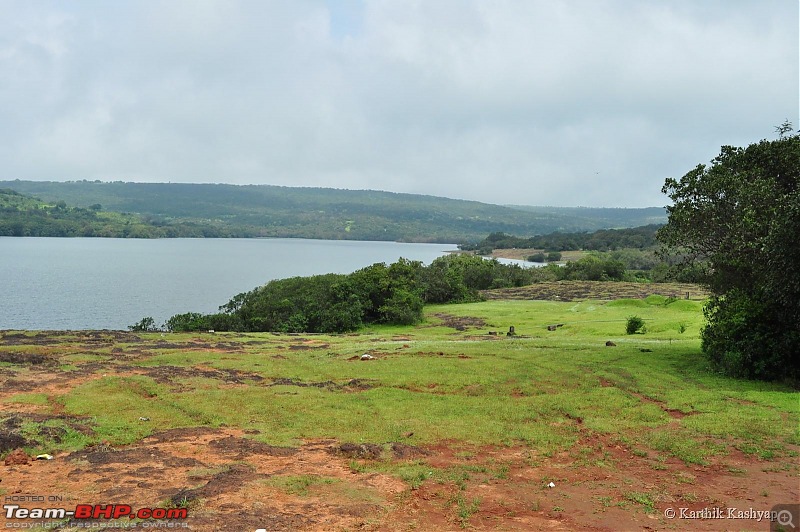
[506,205,667,228]
[0,180,667,243]
[0,188,227,238]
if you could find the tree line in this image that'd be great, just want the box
[461,224,662,255]
[133,254,546,334]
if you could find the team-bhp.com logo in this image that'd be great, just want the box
[4,503,189,520]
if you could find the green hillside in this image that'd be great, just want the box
[0,180,666,243]
[0,188,226,238]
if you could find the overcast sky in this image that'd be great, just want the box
[1,0,797,207]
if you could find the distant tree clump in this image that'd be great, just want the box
[462,225,662,255]
[157,254,551,334]
[658,124,799,382]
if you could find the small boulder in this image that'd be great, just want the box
[605,341,617,347]
[4,448,30,466]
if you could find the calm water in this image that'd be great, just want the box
[1,238,456,330]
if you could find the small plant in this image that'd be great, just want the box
[678,322,687,334]
[626,316,646,335]
[447,493,480,528]
[494,464,510,479]
[625,491,656,513]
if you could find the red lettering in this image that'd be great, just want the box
[113,505,132,519]
[94,505,114,519]
[74,505,92,519]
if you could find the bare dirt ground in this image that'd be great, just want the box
[481,280,708,302]
[2,419,796,530]
[0,303,795,531]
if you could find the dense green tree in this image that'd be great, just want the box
[559,255,625,281]
[161,255,553,333]
[658,127,799,381]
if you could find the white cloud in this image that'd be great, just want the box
[0,0,796,206]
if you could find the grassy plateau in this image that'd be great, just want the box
[1,286,797,530]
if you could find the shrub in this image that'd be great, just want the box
[128,316,158,332]
[626,316,646,335]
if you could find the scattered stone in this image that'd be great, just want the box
[547,482,556,488]
[139,417,150,422]
[35,454,54,460]
[488,331,498,336]
[4,448,30,466]
[605,341,617,347]
[333,443,383,460]
[391,442,431,459]
[360,354,374,361]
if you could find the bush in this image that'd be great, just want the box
[546,251,562,262]
[163,255,568,334]
[528,252,546,263]
[701,290,797,381]
[128,316,158,332]
[626,316,646,335]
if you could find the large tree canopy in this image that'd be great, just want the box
[658,127,799,381]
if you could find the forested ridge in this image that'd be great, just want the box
[0,188,228,238]
[0,180,665,243]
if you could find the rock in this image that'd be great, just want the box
[605,341,617,347]
[4,448,30,466]
[507,326,516,336]
[35,454,54,460]
[360,354,374,360]
[548,482,556,488]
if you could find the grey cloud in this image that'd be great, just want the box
[0,0,796,207]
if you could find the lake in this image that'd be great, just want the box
[1,237,456,330]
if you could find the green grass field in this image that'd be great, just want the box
[1,294,797,529]
[5,295,796,462]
